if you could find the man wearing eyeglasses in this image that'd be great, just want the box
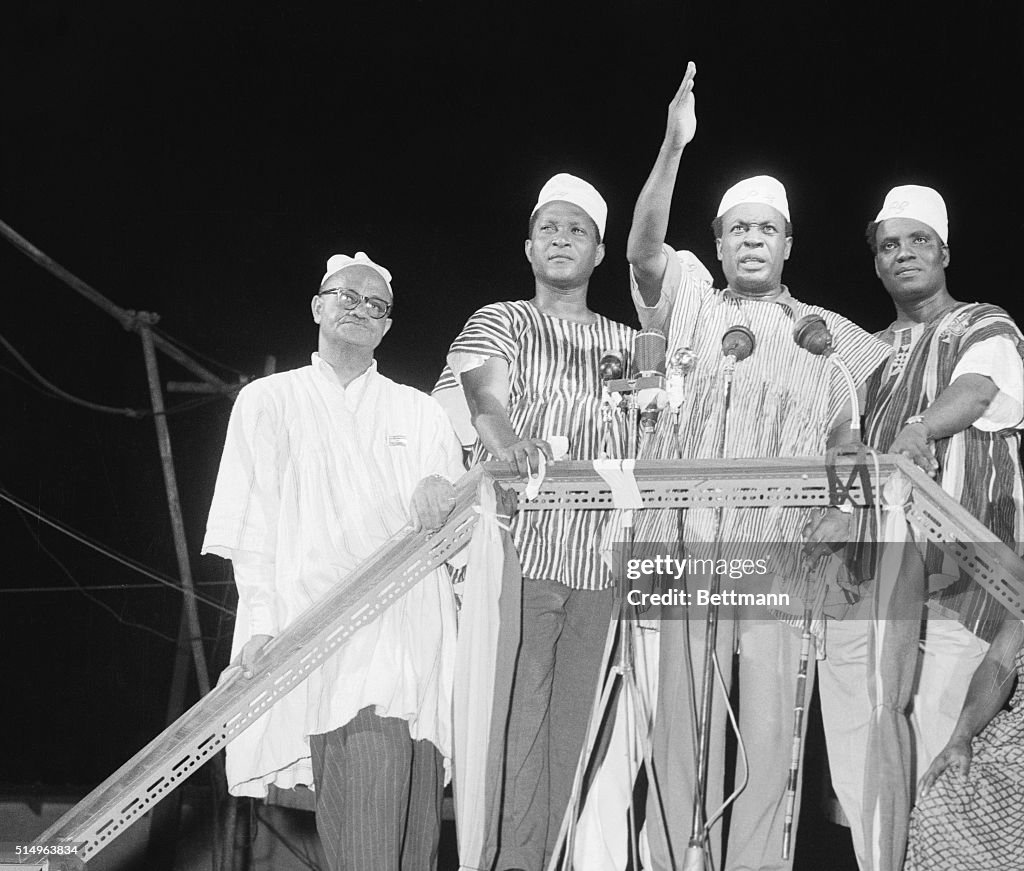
[203,251,465,871]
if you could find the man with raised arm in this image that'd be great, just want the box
[203,252,465,871]
[434,174,635,871]
[627,64,889,870]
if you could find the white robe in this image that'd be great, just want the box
[202,354,464,797]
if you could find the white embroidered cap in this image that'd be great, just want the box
[716,175,790,221]
[320,251,393,293]
[874,185,948,244]
[532,173,608,240]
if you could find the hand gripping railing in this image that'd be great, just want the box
[34,466,485,861]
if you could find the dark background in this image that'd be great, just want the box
[1,0,1021,805]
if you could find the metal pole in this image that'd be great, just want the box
[684,358,738,870]
[140,317,225,868]
[138,317,213,698]
[0,219,231,389]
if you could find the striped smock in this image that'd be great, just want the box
[434,300,636,590]
[859,303,1024,640]
[632,245,891,611]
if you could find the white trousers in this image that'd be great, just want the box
[818,616,989,870]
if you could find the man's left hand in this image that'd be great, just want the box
[410,475,457,532]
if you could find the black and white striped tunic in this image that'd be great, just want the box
[633,246,891,610]
[434,300,636,590]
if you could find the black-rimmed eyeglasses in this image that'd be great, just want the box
[317,287,393,320]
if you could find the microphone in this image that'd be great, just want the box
[666,346,698,413]
[598,349,625,458]
[792,314,834,357]
[633,330,668,434]
[638,392,668,434]
[721,324,755,363]
[633,329,668,378]
[791,314,861,435]
[599,349,624,382]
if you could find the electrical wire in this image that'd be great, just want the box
[0,330,147,417]
[153,325,248,379]
[704,649,749,834]
[0,486,235,615]
[0,581,232,592]
[0,331,231,418]
[0,361,48,394]
[12,506,181,643]
[9,509,230,644]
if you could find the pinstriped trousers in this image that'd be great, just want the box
[310,706,444,871]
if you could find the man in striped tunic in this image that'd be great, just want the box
[628,64,890,870]
[203,252,465,871]
[434,174,635,871]
[807,185,1024,868]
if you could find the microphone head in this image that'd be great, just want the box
[666,345,698,376]
[599,349,624,381]
[721,325,755,362]
[633,329,667,377]
[793,314,834,357]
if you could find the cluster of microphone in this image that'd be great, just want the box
[598,313,844,443]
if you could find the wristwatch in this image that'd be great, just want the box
[904,414,930,436]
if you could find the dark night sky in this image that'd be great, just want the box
[1,3,1022,788]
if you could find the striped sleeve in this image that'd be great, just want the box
[630,244,713,332]
[431,364,477,449]
[951,305,1024,431]
[824,311,891,389]
[434,303,518,448]
[952,337,1024,430]
[821,310,892,423]
[448,303,517,366]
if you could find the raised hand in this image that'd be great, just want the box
[664,61,697,151]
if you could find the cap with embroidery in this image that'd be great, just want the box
[874,185,948,244]
[716,175,790,221]
[532,173,607,240]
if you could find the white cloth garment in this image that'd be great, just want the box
[203,353,464,797]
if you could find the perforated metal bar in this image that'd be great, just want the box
[34,467,484,860]
[895,458,1024,622]
[487,456,895,510]
[32,456,1024,861]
